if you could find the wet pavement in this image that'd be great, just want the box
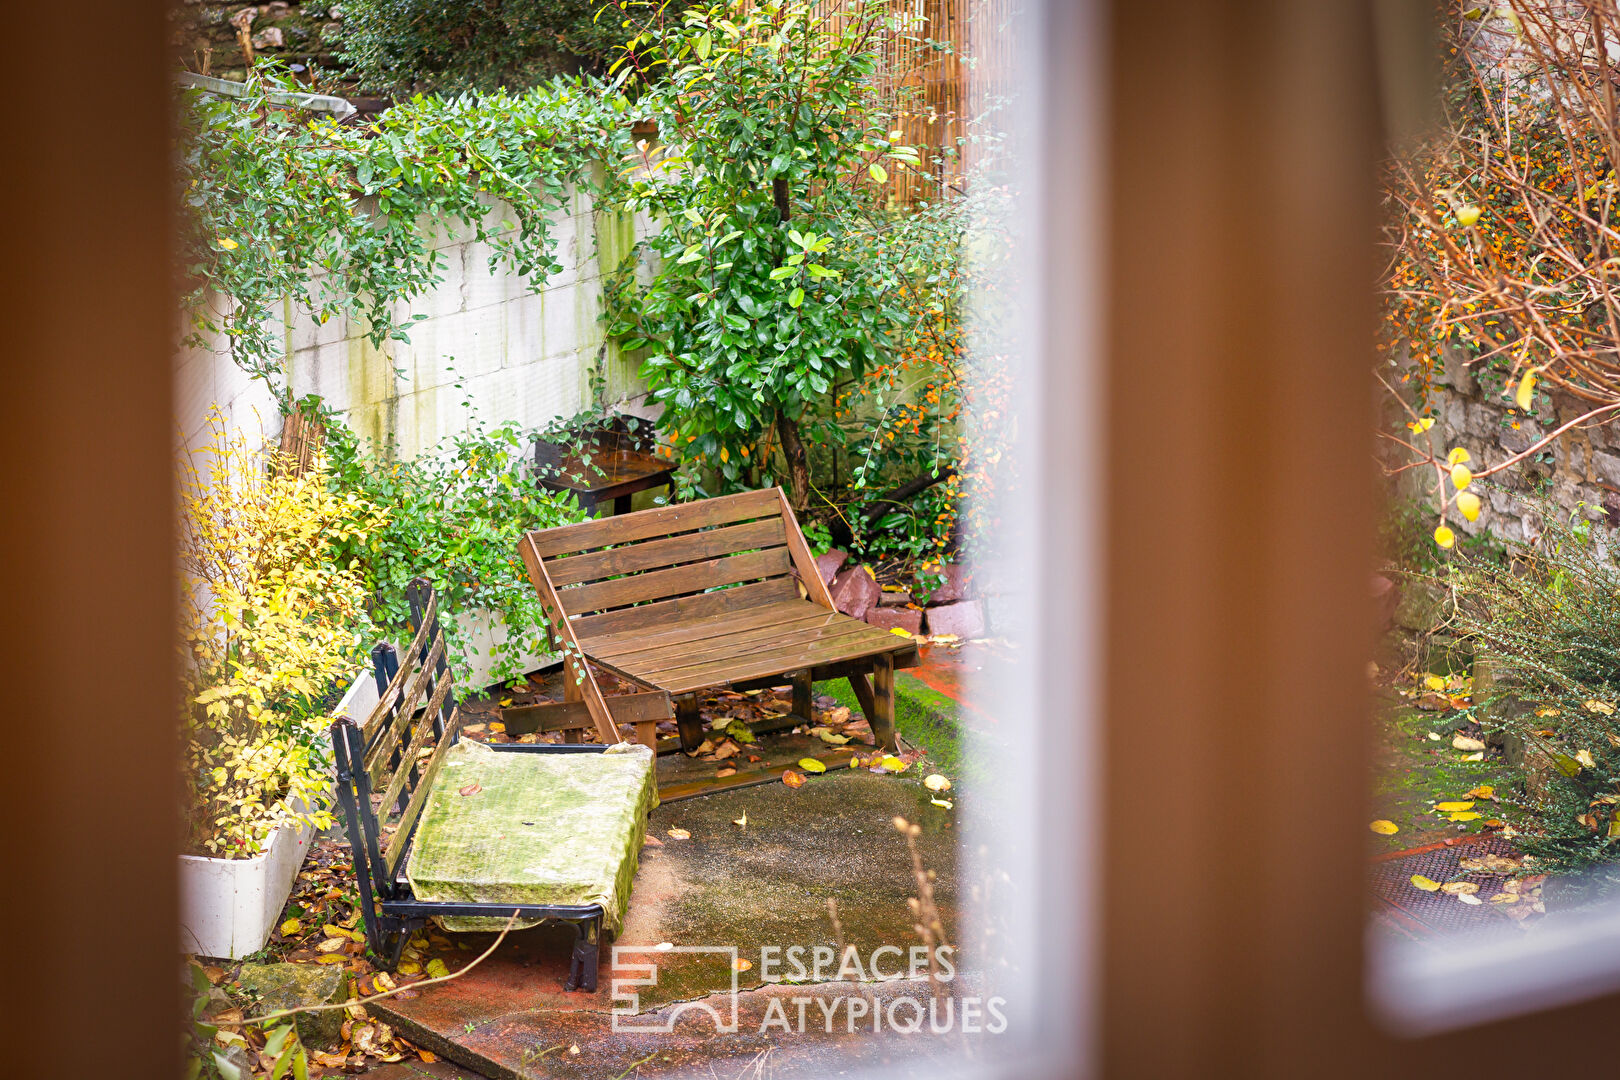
[373,769,969,1078]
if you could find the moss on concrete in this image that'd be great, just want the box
[815,672,975,782]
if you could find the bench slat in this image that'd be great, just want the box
[545,517,788,587]
[364,635,445,781]
[375,663,456,818]
[558,546,793,615]
[360,591,437,736]
[501,691,671,735]
[603,611,850,670]
[648,630,909,694]
[384,704,465,876]
[585,600,816,657]
[570,577,798,641]
[525,488,781,559]
[633,620,890,682]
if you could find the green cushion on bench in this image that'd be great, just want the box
[405,740,657,935]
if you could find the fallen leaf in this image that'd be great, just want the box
[1410,875,1442,892]
[925,774,953,793]
[202,965,226,985]
[420,1050,438,1063]
[316,936,348,954]
[1536,707,1562,718]
[1466,785,1495,799]
[878,755,909,773]
[311,1050,349,1068]
[931,797,954,809]
[425,959,450,979]
[372,972,396,992]
[1555,753,1582,777]
[716,767,737,778]
[1424,674,1446,692]
[1426,732,1442,741]
[280,918,303,936]
[799,758,827,774]
[1452,735,1486,751]
[1457,892,1483,905]
[1463,751,1485,761]
[642,835,663,847]
[889,627,914,637]
[1369,820,1399,835]
[488,722,505,734]
[809,727,852,745]
[713,741,740,761]
[1489,892,1518,904]
[462,724,486,734]
[1441,881,1480,895]
[733,957,753,972]
[782,769,806,788]
[396,961,421,975]
[316,953,348,965]
[1576,749,1597,769]
[733,812,748,828]
[1585,699,1616,716]
[1435,801,1475,812]
[667,828,691,840]
[459,783,482,797]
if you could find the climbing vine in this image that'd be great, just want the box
[178,65,631,389]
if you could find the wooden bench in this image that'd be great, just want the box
[331,580,656,991]
[517,487,918,752]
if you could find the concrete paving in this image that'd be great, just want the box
[373,770,968,1079]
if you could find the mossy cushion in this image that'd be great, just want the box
[405,740,657,935]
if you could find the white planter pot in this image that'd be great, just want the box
[178,670,373,959]
[459,606,554,692]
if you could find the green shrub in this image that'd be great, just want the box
[1457,498,1620,880]
[321,401,584,690]
[340,0,693,93]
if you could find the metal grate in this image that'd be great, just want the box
[1369,837,1538,938]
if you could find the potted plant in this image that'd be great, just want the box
[177,414,385,959]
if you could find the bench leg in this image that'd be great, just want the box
[675,693,704,752]
[566,916,601,993]
[563,665,583,744]
[792,668,813,724]
[634,719,658,749]
[868,654,896,751]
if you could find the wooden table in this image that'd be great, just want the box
[533,442,676,516]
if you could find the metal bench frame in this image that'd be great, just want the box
[330,579,606,991]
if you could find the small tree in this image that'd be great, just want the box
[603,0,925,510]
[1382,1,1620,545]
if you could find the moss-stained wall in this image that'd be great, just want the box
[175,183,656,458]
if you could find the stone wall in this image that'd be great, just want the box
[1385,347,1620,547]
[176,186,653,456]
[171,2,346,83]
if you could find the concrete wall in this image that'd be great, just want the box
[175,185,652,455]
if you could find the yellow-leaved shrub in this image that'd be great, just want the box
[180,413,386,857]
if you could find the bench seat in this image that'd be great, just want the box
[405,740,657,936]
[584,599,908,694]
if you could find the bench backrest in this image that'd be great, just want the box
[522,487,828,643]
[332,579,464,900]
